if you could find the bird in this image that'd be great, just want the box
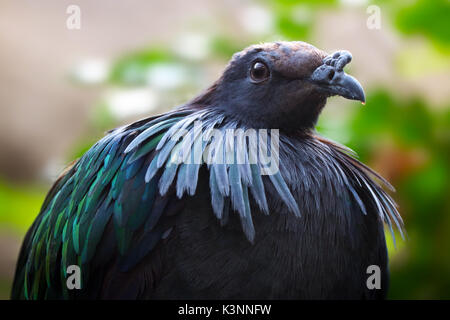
[11,41,403,300]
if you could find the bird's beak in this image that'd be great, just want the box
[310,50,365,103]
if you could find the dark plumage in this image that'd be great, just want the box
[11,41,402,300]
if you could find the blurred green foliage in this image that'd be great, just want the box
[394,0,450,47]
[0,0,449,299]
[109,47,176,85]
[0,180,46,233]
[268,0,337,40]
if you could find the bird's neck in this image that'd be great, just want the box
[187,98,326,135]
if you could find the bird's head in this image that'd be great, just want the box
[194,41,365,131]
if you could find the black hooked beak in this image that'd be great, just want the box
[310,50,365,103]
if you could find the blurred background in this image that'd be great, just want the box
[0,0,449,299]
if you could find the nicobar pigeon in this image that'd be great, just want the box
[12,41,403,300]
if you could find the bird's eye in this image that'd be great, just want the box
[250,61,270,82]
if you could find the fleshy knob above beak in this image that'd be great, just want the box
[311,50,365,103]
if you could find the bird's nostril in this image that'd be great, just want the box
[328,70,335,81]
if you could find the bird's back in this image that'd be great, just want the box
[11,109,398,300]
[145,136,391,299]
